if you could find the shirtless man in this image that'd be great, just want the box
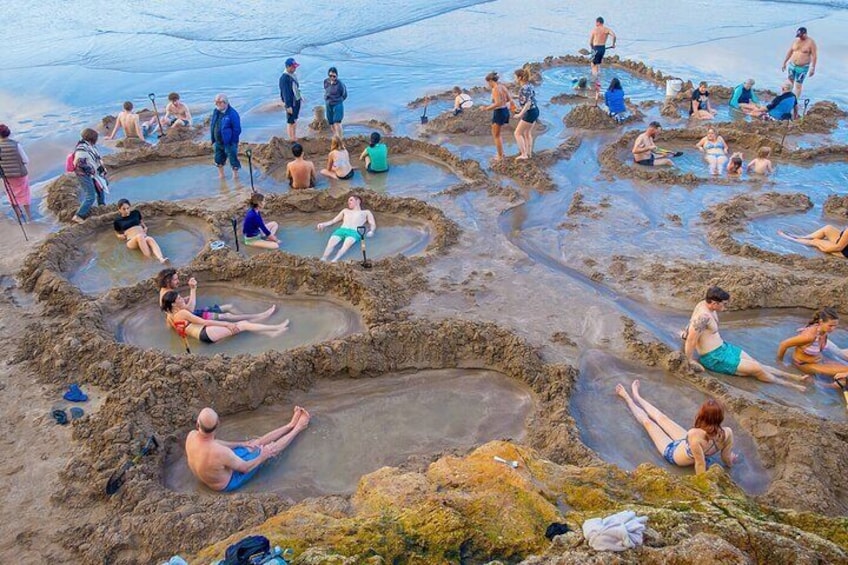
[156,268,274,322]
[286,143,316,189]
[164,92,192,128]
[106,101,155,140]
[632,122,673,167]
[186,406,310,492]
[317,194,376,262]
[589,17,616,76]
[684,286,808,391]
[781,27,817,98]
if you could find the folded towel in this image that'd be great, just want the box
[582,510,648,551]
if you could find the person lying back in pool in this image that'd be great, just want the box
[157,271,278,324]
[161,291,288,344]
[186,406,310,492]
[777,308,848,391]
[777,225,848,258]
[113,199,168,264]
[684,286,808,390]
[747,146,774,175]
[615,381,736,475]
[316,194,376,262]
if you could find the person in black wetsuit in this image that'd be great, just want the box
[113,199,168,263]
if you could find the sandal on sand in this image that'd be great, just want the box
[52,409,68,426]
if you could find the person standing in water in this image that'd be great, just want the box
[280,57,303,142]
[0,124,32,222]
[186,406,310,492]
[781,27,817,98]
[243,192,280,249]
[616,381,736,474]
[70,128,108,224]
[323,66,347,139]
[113,199,168,263]
[210,94,241,180]
[483,72,515,162]
[589,17,616,76]
[513,68,539,160]
[317,194,376,262]
[684,286,809,390]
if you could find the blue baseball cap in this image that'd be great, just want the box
[285,57,299,68]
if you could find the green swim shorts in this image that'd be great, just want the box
[699,342,742,376]
[332,227,362,241]
[244,234,265,244]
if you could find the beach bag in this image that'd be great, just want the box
[65,152,76,173]
[222,535,271,565]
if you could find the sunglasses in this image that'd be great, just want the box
[328,74,337,78]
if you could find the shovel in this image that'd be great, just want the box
[420,98,429,125]
[356,225,372,269]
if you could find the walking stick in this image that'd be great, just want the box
[245,148,255,192]
[147,93,166,138]
[0,154,29,241]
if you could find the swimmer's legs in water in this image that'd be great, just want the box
[215,305,277,323]
[320,235,358,262]
[320,235,342,261]
[251,406,311,447]
[127,234,168,263]
[736,351,808,391]
[779,225,841,243]
[245,221,280,250]
[202,318,290,342]
[615,382,675,457]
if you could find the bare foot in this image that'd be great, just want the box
[270,319,290,337]
[159,257,170,264]
[516,155,529,160]
[250,305,276,322]
[615,383,629,399]
[631,379,642,399]
[71,215,86,225]
[217,167,225,179]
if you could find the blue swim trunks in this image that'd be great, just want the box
[193,304,223,319]
[222,446,262,492]
[699,342,742,376]
[663,439,722,467]
[788,62,809,85]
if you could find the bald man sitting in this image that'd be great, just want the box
[185,406,310,492]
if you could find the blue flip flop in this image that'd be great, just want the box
[70,407,85,420]
[52,409,68,426]
[63,383,88,402]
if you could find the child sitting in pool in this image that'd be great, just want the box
[747,146,774,175]
[726,153,744,176]
[316,194,376,262]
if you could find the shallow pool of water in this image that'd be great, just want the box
[245,213,431,260]
[735,205,845,259]
[114,283,363,356]
[339,155,461,196]
[110,157,290,203]
[67,215,210,294]
[718,309,848,420]
[539,65,665,105]
[164,368,535,497]
[572,350,770,494]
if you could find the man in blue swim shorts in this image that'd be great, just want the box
[186,406,311,492]
[781,27,817,98]
[684,286,808,391]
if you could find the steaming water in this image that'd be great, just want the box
[164,368,534,498]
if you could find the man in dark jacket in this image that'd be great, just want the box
[210,94,242,179]
[279,57,302,141]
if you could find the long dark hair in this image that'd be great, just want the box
[806,307,839,327]
[157,269,177,289]
[693,398,726,442]
[608,77,623,92]
[161,290,180,312]
[369,132,381,148]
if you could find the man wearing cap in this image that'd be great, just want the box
[279,58,303,141]
[781,27,817,98]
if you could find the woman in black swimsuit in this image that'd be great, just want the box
[113,199,168,263]
[777,225,848,258]
[161,291,289,344]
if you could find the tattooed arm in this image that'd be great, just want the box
[685,313,711,369]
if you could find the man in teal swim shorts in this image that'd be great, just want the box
[185,406,310,492]
[781,27,817,98]
[684,286,808,391]
[316,194,377,262]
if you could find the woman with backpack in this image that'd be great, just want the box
[70,128,108,224]
[0,124,32,222]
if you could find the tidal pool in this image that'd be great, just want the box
[243,213,431,260]
[334,154,461,196]
[109,157,289,202]
[571,349,770,494]
[164,368,535,498]
[67,215,210,294]
[718,309,848,421]
[539,65,665,105]
[735,205,841,259]
[114,283,363,357]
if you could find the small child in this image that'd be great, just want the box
[747,146,774,175]
[726,152,744,176]
[452,87,473,116]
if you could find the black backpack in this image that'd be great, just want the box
[222,535,271,565]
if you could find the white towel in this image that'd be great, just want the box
[582,510,648,551]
